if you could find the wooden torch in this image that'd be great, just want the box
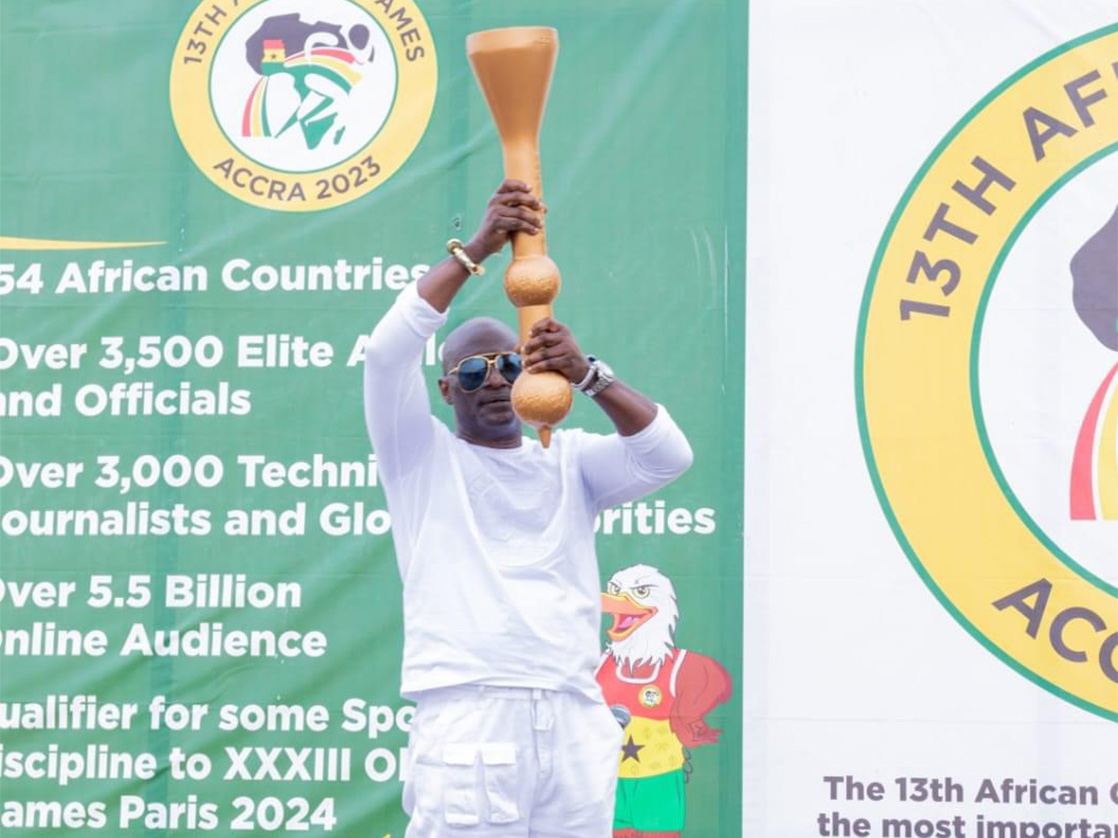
[467,26,570,448]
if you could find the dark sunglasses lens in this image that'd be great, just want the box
[457,357,488,391]
[498,353,522,383]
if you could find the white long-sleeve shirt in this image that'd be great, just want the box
[364,282,693,700]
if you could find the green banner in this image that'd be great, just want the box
[0,1,745,834]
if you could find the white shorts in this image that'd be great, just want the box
[402,685,623,837]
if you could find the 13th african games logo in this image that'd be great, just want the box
[170,0,436,211]
[858,24,1118,720]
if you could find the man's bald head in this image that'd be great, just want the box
[438,316,523,446]
[442,317,518,373]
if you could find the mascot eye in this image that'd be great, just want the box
[633,586,651,599]
[608,582,621,595]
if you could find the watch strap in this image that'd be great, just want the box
[572,355,597,391]
[584,357,614,397]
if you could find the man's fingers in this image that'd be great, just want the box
[496,205,543,227]
[524,344,562,365]
[496,179,530,193]
[525,355,563,373]
[493,217,538,234]
[525,343,551,362]
[491,189,533,205]
[528,318,564,336]
[493,190,543,210]
[522,333,565,355]
[525,345,579,369]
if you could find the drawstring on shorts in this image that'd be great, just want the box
[530,688,555,778]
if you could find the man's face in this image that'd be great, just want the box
[439,319,522,444]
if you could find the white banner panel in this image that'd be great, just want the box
[747,2,1118,836]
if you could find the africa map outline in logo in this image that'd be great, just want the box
[1069,205,1118,521]
[171,0,436,211]
[858,24,1118,721]
[235,17,385,161]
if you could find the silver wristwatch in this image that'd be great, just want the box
[581,355,615,397]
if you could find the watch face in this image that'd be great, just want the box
[586,358,615,396]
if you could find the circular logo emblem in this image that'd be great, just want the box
[638,685,662,709]
[858,24,1118,721]
[170,0,437,211]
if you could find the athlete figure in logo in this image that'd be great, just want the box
[1069,204,1118,520]
[363,181,693,836]
[598,564,732,837]
[241,15,372,150]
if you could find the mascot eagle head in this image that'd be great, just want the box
[601,563,679,669]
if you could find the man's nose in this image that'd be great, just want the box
[484,362,506,387]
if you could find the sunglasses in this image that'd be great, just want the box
[446,352,522,392]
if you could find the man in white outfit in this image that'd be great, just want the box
[364,180,693,837]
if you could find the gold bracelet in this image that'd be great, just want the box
[446,238,486,276]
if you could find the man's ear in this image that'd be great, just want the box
[438,377,453,405]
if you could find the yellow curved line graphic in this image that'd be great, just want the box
[1098,383,1118,520]
[0,237,165,250]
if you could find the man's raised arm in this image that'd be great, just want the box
[520,318,694,510]
[363,180,544,478]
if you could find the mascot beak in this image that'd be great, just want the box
[601,592,658,641]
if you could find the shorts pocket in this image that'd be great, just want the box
[441,743,480,827]
[480,743,520,824]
